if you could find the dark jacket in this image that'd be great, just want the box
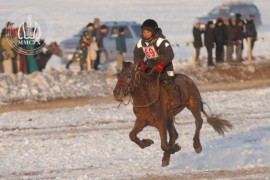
[237,26,245,41]
[95,29,105,49]
[245,20,257,38]
[193,27,203,48]
[133,28,174,68]
[116,34,126,54]
[222,24,228,45]
[214,25,226,46]
[204,27,214,48]
[227,23,241,46]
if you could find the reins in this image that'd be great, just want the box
[132,71,161,108]
[117,68,161,108]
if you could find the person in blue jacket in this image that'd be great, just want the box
[115,27,127,72]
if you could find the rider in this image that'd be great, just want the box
[133,19,181,108]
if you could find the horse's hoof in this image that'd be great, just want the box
[141,139,154,148]
[174,144,181,153]
[195,146,202,154]
[162,160,169,167]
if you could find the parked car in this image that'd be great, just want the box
[59,21,141,65]
[196,1,262,26]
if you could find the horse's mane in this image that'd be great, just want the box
[136,70,157,81]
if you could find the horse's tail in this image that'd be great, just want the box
[200,99,234,136]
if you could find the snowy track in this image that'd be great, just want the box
[1,87,270,179]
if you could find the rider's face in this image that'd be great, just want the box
[143,30,153,39]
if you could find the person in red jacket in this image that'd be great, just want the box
[133,19,181,108]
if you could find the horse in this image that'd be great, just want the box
[35,41,63,71]
[113,62,234,167]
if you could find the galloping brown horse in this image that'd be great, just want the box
[113,62,233,167]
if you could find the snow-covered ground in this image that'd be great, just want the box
[0,87,270,179]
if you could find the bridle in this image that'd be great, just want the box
[115,70,135,107]
[116,67,161,108]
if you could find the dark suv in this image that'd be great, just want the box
[196,2,262,26]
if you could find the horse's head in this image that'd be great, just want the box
[48,41,63,57]
[113,62,136,102]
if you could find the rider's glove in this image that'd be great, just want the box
[139,61,147,71]
[156,62,166,73]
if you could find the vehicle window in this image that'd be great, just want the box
[230,7,239,14]
[239,7,248,17]
[131,25,141,37]
[109,26,132,39]
[209,7,229,15]
[248,6,258,14]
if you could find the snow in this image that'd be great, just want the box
[0,87,270,178]
[0,68,115,104]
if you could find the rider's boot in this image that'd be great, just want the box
[163,80,181,109]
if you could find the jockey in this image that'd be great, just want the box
[133,19,181,109]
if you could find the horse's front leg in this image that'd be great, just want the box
[129,119,154,149]
[162,120,181,167]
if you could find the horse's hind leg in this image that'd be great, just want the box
[162,120,180,167]
[158,120,180,162]
[129,119,154,149]
[188,97,203,154]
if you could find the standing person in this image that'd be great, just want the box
[1,22,17,74]
[245,15,257,62]
[204,21,215,66]
[66,23,94,70]
[221,16,228,61]
[235,13,244,28]
[236,20,245,62]
[93,18,100,37]
[236,13,245,51]
[18,22,28,74]
[25,28,38,74]
[87,37,98,71]
[115,27,127,72]
[214,18,226,63]
[226,18,238,62]
[7,22,18,74]
[192,22,204,67]
[93,24,108,71]
[133,19,181,108]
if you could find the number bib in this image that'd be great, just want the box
[143,45,158,59]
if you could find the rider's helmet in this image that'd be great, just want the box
[141,19,158,35]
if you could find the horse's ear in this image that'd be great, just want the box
[122,62,133,69]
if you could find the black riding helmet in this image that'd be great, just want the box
[141,19,158,35]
